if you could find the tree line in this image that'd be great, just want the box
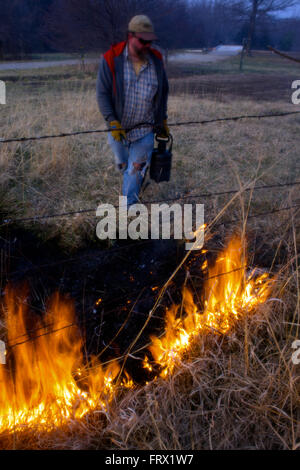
[0,0,299,59]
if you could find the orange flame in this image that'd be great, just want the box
[144,235,271,376]
[0,289,120,433]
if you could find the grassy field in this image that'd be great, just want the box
[0,50,299,449]
[0,51,299,248]
[168,50,300,75]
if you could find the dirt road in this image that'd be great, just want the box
[169,45,243,64]
[0,46,242,71]
[0,57,99,71]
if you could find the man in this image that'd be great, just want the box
[96,15,169,207]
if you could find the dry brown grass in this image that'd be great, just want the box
[103,295,299,450]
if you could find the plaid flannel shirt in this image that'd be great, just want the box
[121,45,158,142]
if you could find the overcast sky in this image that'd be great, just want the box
[186,0,300,18]
[276,3,300,17]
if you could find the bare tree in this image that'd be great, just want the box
[44,0,160,53]
[0,0,53,58]
[235,0,299,52]
[43,0,189,54]
[187,0,242,47]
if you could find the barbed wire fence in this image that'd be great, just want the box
[0,181,299,226]
[0,110,299,352]
[0,110,300,226]
[0,110,299,144]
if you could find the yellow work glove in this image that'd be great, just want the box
[109,120,126,142]
[156,119,170,138]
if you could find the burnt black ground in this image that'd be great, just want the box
[0,225,196,382]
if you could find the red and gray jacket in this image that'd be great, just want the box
[96,41,168,130]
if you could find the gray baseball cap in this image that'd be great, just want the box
[128,15,157,40]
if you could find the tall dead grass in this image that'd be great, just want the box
[104,301,299,450]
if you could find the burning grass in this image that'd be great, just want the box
[144,236,271,378]
[106,303,299,451]
[0,288,121,434]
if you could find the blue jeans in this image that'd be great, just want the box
[108,131,154,206]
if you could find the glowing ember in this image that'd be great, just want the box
[121,371,135,389]
[144,235,271,376]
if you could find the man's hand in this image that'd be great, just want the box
[109,120,126,142]
[156,119,170,139]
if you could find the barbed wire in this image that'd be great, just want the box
[4,264,258,350]
[7,322,78,350]
[267,45,300,64]
[218,203,300,226]
[0,110,299,144]
[142,181,300,205]
[1,180,299,226]
[3,201,300,279]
